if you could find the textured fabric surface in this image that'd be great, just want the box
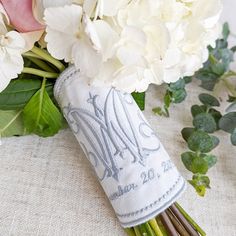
[0,1,236,235]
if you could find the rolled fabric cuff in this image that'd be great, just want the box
[54,65,186,228]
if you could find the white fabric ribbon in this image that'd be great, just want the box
[54,66,186,228]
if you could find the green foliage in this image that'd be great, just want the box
[199,93,220,107]
[219,112,236,133]
[0,78,54,110]
[193,113,217,133]
[181,152,208,174]
[189,174,210,197]
[132,92,146,111]
[181,93,222,196]
[153,78,187,117]
[193,23,235,91]
[23,79,62,137]
[181,128,195,142]
[231,129,236,146]
[187,131,214,153]
[0,110,27,137]
[191,105,207,117]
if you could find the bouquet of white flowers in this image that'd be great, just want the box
[1,0,231,235]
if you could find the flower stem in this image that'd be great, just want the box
[134,226,142,236]
[175,203,206,236]
[31,46,65,72]
[124,228,136,236]
[26,57,55,73]
[148,219,163,236]
[222,78,236,97]
[22,67,59,79]
[23,51,43,59]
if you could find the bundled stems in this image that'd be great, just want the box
[22,68,59,79]
[30,46,65,72]
[22,46,65,80]
[126,202,206,236]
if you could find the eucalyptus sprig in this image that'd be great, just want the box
[181,93,221,196]
[152,77,189,117]
[151,23,236,196]
[180,23,236,196]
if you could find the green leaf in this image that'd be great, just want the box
[152,107,163,116]
[222,22,230,40]
[202,154,217,168]
[0,110,27,137]
[211,135,220,148]
[211,62,226,76]
[164,91,171,108]
[171,89,187,104]
[226,102,236,113]
[219,112,236,133]
[195,70,219,91]
[23,79,62,137]
[199,93,220,107]
[181,152,208,174]
[187,130,214,153]
[183,76,192,84]
[0,78,54,110]
[231,46,236,53]
[231,129,236,146]
[181,127,195,142]
[191,105,207,117]
[227,95,236,103]
[193,113,217,133]
[132,92,145,111]
[209,108,222,128]
[169,79,185,91]
[189,174,210,197]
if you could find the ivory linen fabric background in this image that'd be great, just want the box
[0,1,236,235]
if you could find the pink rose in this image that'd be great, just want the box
[1,0,44,32]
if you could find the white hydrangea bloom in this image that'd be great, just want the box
[44,4,118,78]
[97,0,222,92]
[44,0,222,92]
[0,6,25,92]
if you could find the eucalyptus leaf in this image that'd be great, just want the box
[187,130,214,153]
[183,76,192,84]
[191,105,207,117]
[226,102,236,113]
[181,127,195,142]
[193,113,217,133]
[222,22,230,40]
[189,174,210,197]
[0,110,27,137]
[199,93,220,107]
[202,154,217,168]
[209,108,222,128]
[211,135,220,149]
[169,79,185,91]
[219,112,236,133]
[231,129,236,146]
[181,152,208,174]
[171,89,187,104]
[23,79,62,137]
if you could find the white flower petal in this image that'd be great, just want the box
[92,20,119,60]
[0,70,12,92]
[44,4,83,62]
[21,30,44,52]
[72,39,102,78]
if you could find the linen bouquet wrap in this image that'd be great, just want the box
[51,65,207,236]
